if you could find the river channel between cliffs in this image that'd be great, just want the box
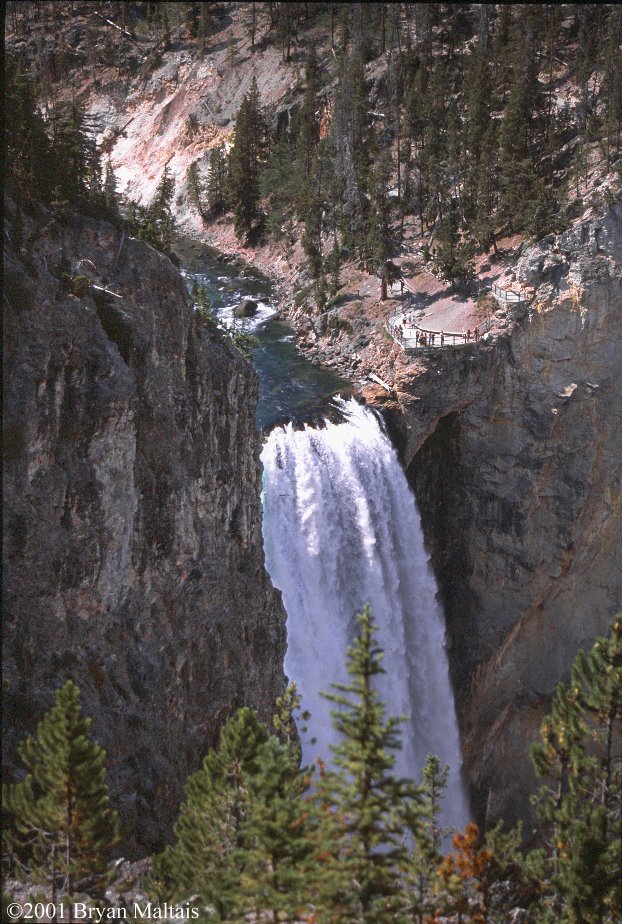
[175,239,470,829]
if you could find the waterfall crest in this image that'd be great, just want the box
[261,398,469,828]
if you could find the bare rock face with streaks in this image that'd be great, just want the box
[2,196,287,850]
[366,200,622,828]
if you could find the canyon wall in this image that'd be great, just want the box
[2,195,287,850]
[367,202,622,827]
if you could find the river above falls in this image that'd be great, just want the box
[174,238,350,430]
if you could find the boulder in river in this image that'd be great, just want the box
[234,298,258,317]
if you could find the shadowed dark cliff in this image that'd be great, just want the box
[2,194,287,850]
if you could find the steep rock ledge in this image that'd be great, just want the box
[2,196,287,850]
[367,202,622,828]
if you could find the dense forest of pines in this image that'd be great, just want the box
[3,613,621,922]
[5,2,622,306]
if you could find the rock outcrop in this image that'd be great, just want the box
[365,201,622,829]
[2,195,287,850]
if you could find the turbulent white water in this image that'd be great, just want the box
[261,398,470,829]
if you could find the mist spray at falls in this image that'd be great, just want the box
[261,398,469,827]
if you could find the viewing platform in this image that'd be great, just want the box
[386,282,529,352]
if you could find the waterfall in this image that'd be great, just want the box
[261,398,470,828]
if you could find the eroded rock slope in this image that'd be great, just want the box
[2,196,287,849]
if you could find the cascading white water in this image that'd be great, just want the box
[261,398,470,829]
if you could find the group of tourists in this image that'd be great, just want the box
[390,316,480,348]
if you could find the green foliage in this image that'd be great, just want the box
[2,681,119,899]
[259,140,299,241]
[146,606,620,923]
[530,614,622,924]
[433,207,475,285]
[191,281,217,330]
[186,160,205,219]
[144,162,175,252]
[231,329,260,361]
[317,605,424,922]
[205,145,229,217]
[151,690,316,922]
[228,76,268,241]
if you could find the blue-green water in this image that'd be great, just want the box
[174,239,350,430]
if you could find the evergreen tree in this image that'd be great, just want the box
[317,606,421,922]
[5,55,55,201]
[433,203,474,286]
[205,145,229,217]
[366,146,394,300]
[103,157,120,221]
[145,162,175,251]
[2,681,119,904]
[259,139,298,241]
[331,52,372,252]
[295,41,321,186]
[151,708,272,918]
[403,754,449,921]
[186,160,204,219]
[228,77,268,241]
[472,122,499,253]
[49,102,101,209]
[152,690,316,922]
[530,615,622,924]
[601,7,622,168]
[498,10,543,232]
[232,686,317,923]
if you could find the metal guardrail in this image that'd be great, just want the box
[491,283,525,303]
[386,281,530,351]
[386,313,483,349]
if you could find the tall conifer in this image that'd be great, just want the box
[228,76,268,241]
[2,682,119,906]
[317,606,421,922]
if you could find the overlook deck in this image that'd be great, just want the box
[386,282,528,351]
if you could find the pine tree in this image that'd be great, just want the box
[103,157,120,221]
[402,754,448,921]
[5,55,55,201]
[232,685,317,924]
[433,204,474,287]
[151,707,271,918]
[530,615,622,924]
[295,41,321,185]
[2,681,119,907]
[228,77,268,241]
[498,9,544,233]
[472,122,499,254]
[145,162,175,252]
[152,692,316,922]
[205,145,229,217]
[49,102,101,209]
[260,139,298,241]
[366,146,394,300]
[317,606,421,922]
[186,159,205,220]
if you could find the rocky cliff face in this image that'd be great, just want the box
[2,195,287,850]
[365,201,622,828]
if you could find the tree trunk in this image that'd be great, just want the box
[380,275,387,300]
